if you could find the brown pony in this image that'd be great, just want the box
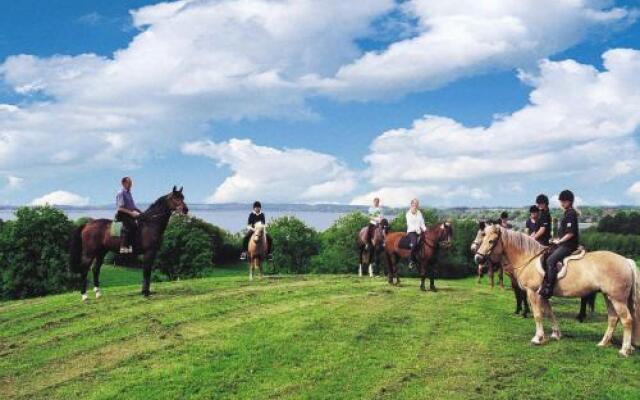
[384,222,452,291]
[475,224,640,356]
[247,222,268,280]
[356,219,389,277]
[69,187,188,299]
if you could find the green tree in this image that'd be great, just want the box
[310,212,369,274]
[268,216,320,274]
[0,206,75,299]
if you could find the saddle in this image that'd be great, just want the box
[399,234,419,250]
[110,221,124,237]
[536,246,586,281]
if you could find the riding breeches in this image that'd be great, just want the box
[545,244,575,285]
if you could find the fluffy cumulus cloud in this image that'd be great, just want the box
[182,139,356,203]
[31,190,90,206]
[305,0,634,99]
[355,48,640,207]
[628,182,640,204]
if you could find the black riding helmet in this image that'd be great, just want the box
[253,201,262,209]
[529,205,539,213]
[558,190,574,202]
[500,211,509,219]
[535,194,549,205]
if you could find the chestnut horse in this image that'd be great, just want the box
[356,219,389,277]
[69,187,188,299]
[247,222,268,280]
[384,222,452,291]
[475,224,640,356]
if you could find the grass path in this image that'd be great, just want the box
[1,265,639,399]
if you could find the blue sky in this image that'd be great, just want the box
[1,0,639,207]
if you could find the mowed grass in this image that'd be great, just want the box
[1,265,640,400]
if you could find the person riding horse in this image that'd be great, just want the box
[115,177,142,254]
[365,197,384,248]
[240,201,273,261]
[532,194,552,245]
[538,190,580,299]
[406,198,427,269]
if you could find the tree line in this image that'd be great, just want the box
[1,206,638,300]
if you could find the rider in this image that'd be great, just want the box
[525,205,539,235]
[406,198,427,269]
[532,193,551,245]
[366,197,383,248]
[115,177,141,254]
[538,190,580,300]
[240,201,273,261]
[499,211,513,229]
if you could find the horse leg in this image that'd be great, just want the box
[249,257,253,281]
[598,296,618,348]
[498,266,504,289]
[477,264,482,283]
[489,265,494,289]
[420,263,426,292]
[542,299,561,340]
[92,252,106,299]
[527,289,546,345]
[368,248,374,278]
[611,299,634,356]
[79,254,93,301]
[141,251,156,297]
[577,297,588,323]
[428,263,437,292]
[514,286,523,315]
[358,247,363,277]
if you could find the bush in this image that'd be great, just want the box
[310,212,369,274]
[436,219,478,278]
[582,230,640,259]
[0,206,75,299]
[269,216,320,274]
[598,212,640,235]
[155,215,214,280]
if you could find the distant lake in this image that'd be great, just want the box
[0,208,351,233]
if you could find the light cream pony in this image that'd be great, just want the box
[247,222,268,281]
[474,223,640,356]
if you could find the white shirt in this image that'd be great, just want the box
[368,206,383,224]
[406,210,427,234]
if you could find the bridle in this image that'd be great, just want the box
[476,226,546,278]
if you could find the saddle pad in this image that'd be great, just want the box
[398,235,412,250]
[110,221,123,237]
[536,246,586,281]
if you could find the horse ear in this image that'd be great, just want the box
[179,186,183,193]
[172,185,177,193]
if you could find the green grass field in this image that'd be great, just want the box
[1,265,639,400]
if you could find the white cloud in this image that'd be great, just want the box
[0,0,634,182]
[356,48,640,205]
[627,182,640,204]
[4,175,23,190]
[351,184,490,208]
[305,0,634,100]
[182,138,356,203]
[31,190,90,206]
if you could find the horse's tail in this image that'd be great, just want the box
[627,258,640,346]
[69,224,86,273]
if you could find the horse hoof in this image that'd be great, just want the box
[420,286,427,292]
[94,287,102,299]
[550,332,561,341]
[81,294,88,301]
[576,315,585,323]
[141,290,151,297]
[619,348,632,357]
[429,287,438,292]
[530,336,544,345]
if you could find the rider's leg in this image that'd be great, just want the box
[266,235,273,260]
[408,232,418,268]
[540,245,572,299]
[240,232,251,260]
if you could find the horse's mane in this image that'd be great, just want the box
[142,194,169,217]
[499,226,545,256]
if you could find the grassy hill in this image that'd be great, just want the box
[1,265,639,399]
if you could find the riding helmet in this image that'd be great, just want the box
[558,190,574,202]
[500,211,509,219]
[529,205,539,213]
[535,194,549,205]
[253,201,262,209]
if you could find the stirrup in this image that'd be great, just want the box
[240,252,247,260]
[120,246,128,254]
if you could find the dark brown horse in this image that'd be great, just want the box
[357,219,389,277]
[384,222,453,291]
[69,187,188,299]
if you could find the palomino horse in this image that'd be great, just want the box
[384,222,453,291]
[471,222,504,289]
[471,222,597,321]
[356,219,389,277]
[471,222,529,317]
[247,222,268,280]
[69,187,188,299]
[475,224,640,356]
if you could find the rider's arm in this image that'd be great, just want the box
[533,226,547,240]
[117,207,139,217]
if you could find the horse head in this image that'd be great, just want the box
[374,218,390,244]
[470,221,486,253]
[474,222,503,265]
[439,220,453,248]
[168,186,189,214]
[252,222,266,242]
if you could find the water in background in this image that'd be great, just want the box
[0,209,350,233]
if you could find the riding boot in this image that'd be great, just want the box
[539,264,558,300]
[408,247,417,270]
[120,231,129,254]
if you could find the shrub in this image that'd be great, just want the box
[436,219,478,278]
[268,216,320,274]
[582,230,640,259]
[310,212,369,274]
[0,206,75,299]
[155,214,214,280]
